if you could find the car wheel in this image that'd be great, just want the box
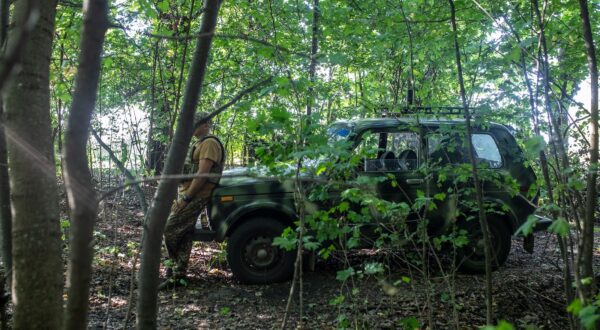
[456,217,511,273]
[227,217,296,284]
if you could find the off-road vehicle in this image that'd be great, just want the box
[192,116,551,284]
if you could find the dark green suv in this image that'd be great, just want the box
[193,117,551,284]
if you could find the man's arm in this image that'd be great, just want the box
[184,158,214,197]
[173,158,214,212]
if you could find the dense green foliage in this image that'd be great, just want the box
[49,0,597,172]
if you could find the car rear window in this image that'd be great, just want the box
[428,133,502,168]
[472,134,502,168]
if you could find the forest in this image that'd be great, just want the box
[0,0,598,328]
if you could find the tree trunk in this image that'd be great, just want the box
[4,0,63,328]
[145,41,166,175]
[448,0,493,324]
[306,0,319,116]
[0,103,10,330]
[578,0,598,303]
[508,18,576,327]
[532,0,571,179]
[0,0,11,328]
[62,1,109,329]
[172,0,197,131]
[0,0,9,279]
[531,2,584,315]
[136,1,221,328]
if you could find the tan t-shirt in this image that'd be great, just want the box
[180,138,223,198]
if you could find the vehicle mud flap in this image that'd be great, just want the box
[523,234,534,254]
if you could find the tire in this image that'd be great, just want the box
[227,217,296,284]
[456,217,511,273]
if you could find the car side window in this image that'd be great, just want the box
[358,131,420,172]
[427,133,502,168]
[427,133,467,164]
[472,134,502,168]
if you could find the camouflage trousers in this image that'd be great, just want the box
[164,197,208,278]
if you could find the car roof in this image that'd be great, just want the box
[339,117,507,133]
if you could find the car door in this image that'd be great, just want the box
[356,128,426,226]
[424,127,507,235]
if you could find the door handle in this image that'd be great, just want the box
[406,178,424,184]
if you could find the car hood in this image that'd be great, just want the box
[214,167,299,196]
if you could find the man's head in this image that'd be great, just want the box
[193,112,213,138]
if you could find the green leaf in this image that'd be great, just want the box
[433,192,446,201]
[568,177,585,191]
[272,227,297,250]
[336,313,350,328]
[454,229,469,247]
[338,201,350,212]
[257,46,274,58]
[336,267,355,281]
[157,0,169,12]
[523,136,546,158]
[515,215,538,236]
[60,219,71,229]
[318,244,335,259]
[440,292,450,302]
[481,320,514,330]
[400,316,420,330]
[496,320,515,330]
[303,240,320,250]
[272,236,296,250]
[307,134,327,146]
[519,36,537,48]
[328,53,348,65]
[364,262,384,275]
[579,305,600,329]
[139,0,158,18]
[548,218,569,237]
[328,294,345,306]
[271,108,290,123]
[274,76,290,86]
[347,236,360,248]
[315,163,328,176]
[507,47,521,62]
[394,276,411,285]
[219,307,231,316]
[567,298,582,315]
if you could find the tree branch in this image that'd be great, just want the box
[204,76,273,122]
[90,129,148,213]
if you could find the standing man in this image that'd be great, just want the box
[160,112,224,289]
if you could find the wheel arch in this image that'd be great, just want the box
[459,197,519,234]
[215,202,297,241]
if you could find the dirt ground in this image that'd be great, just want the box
[81,184,581,329]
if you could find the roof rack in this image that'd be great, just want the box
[381,106,472,118]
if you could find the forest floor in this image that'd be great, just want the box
[74,182,589,329]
